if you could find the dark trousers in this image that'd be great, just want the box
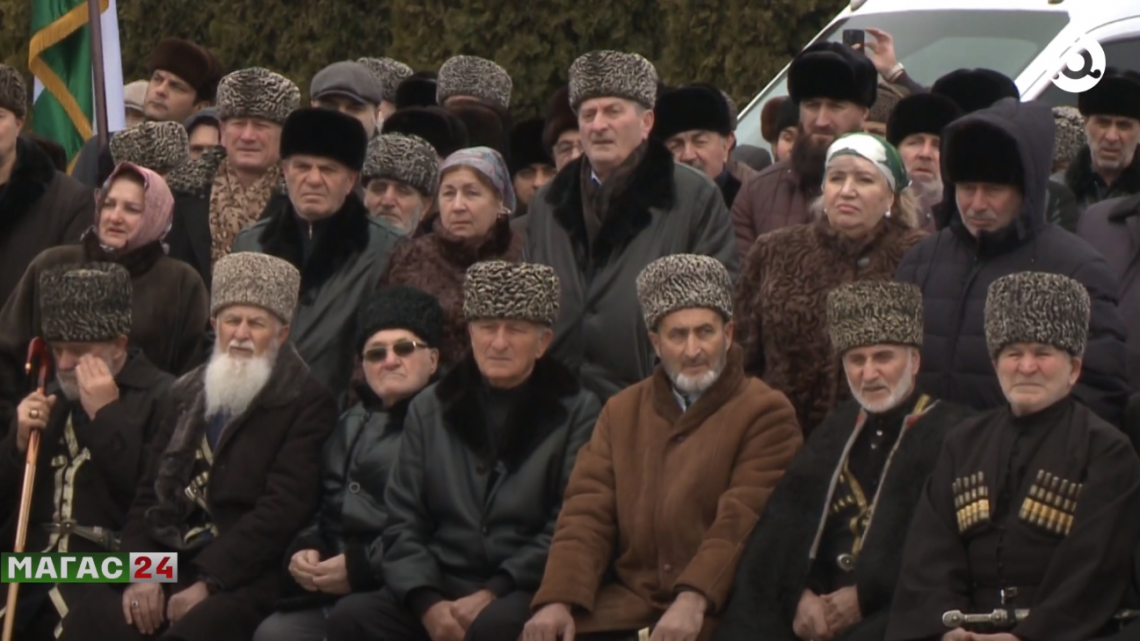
[58,583,263,641]
[326,588,534,641]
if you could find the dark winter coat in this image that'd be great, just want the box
[232,193,403,400]
[382,355,600,608]
[119,343,338,616]
[524,139,737,403]
[1059,145,1140,216]
[715,394,974,641]
[380,216,524,367]
[0,235,209,432]
[896,99,1130,426]
[729,160,815,261]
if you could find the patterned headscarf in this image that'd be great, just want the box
[824,132,910,193]
[95,162,175,251]
[439,146,517,214]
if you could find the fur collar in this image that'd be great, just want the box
[255,193,372,293]
[81,229,166,276]
[165,146,288,198]
[650,343,746,431]
[1065,144,1140,197]
[434,354,581,472]
[543,138,676,264]
[429,215,518,266]
[0,137,58,238]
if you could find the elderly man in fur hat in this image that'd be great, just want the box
[524,255,801,641]
[716,281,973,641]
[1058,68,1140,213]
[361,133,438,235]
[886,93,962,231]
[358,57,414,123]
[110,121,191,176]
[0,264,172,640]
[60,252,338,641]
[886,272,1140,641]
[731,42,877,259]
[233,108,402,400]
[330,261,599,641]
[311,61,385,138]
[163,67,300,289]
[896,98,1130,426]
[525,51,736,404]
[544,87,581,171]
[654,83,743,207]
[74,38,224,187]
[437,55,513,115]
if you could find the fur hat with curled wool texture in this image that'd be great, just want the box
[787,42,878,108]
[147,38,225,103]
[868,82,904,124]
[210,252,301,323]
[463,261,560,326]
[39,263,132,343]
[356,285,446,353]
[931,68,1019,115]
[382,106,470,158]
[436,55,512,111]
[280,107,368,171]
[395,72,439,110]
[357,57,415,104]
[362,133,439,196]
[568,50,659,111]
[216,67,300,125]
[1052,106,1085,168]
[1078,67,1140,121]
[826,281,924,355]
[542,86,578,153]
[652,84,734,141]
[886,93,962,147]
[0,64,27,118]
[110,121,190,174]
[985,271,1090,359]
[943,107,1024,189]
[636,254,733,331]
[508,118,552,176]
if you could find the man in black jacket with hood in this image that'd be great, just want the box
[896,98,1130,426]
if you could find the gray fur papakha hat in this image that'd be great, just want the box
[216,68,301,125]
[827,281,924,354]
[362,133,439,196]
[211,252,301,323]
[437,55,512,111]
[463,261,560,326]
[0,65,27,118]
[636,254,732,330]
[110,121,190,174]
[358,57,414,104]
[985,272,1090,358]
[40,263,132,343]
[568,50,659,111]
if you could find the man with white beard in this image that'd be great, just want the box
[715,280,972,641]
[61,252,338,641]
[0,263,172,641]
[524,254,801,641]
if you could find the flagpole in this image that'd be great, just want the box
[86,0,109,148]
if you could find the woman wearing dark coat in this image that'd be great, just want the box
[253,285,445,641]
[331,261,600,641]
[380,147,524,368]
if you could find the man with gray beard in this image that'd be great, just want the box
[716,281,972,641]
[61,252,338,641]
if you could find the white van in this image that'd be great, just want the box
[734,0,1140,149]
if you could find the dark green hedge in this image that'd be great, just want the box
[0,0,845,120]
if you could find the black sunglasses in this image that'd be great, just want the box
[363,341,431,363]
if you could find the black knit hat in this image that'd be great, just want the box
[280,107,368,171]
[356,285,446,353]
[932,68,1020,114]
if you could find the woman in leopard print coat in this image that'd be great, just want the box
[734,133,926,435]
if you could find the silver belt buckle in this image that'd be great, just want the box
[837,553,856,572]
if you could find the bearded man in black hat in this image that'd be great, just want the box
[1059,68,1140,213]
[887,93,962,231]
[716,281,972,641]
[233,108,402,400]
[654,83,743,207]
[0,264,172,641]
[732,42,877,260]
[896,97,1129,426]
[886,272,1140,641]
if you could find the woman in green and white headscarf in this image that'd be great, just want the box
[734,132,928,434]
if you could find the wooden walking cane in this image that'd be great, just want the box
[3,338,53,641]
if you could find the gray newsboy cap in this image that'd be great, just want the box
[636,254,732,330]
[437,55,512,111]
[110,121,190,174]
[40,263,132,343]
[463,261,560,326]
[568,50,658,111]
[211,252,301,323]
[358,57,414,104]
[984,271,1091,358]
[363,133,439,196]
[311,61,383,106]
[216,68,301,125]
[827,281,924,354]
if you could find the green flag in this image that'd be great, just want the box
[29,0,108,164]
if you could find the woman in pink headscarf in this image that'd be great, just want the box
[0,163,209,415]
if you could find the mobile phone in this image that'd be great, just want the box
[842,29,866,50]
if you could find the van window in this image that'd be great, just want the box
[736,10,1070,147]
[1038,37,1140,107]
